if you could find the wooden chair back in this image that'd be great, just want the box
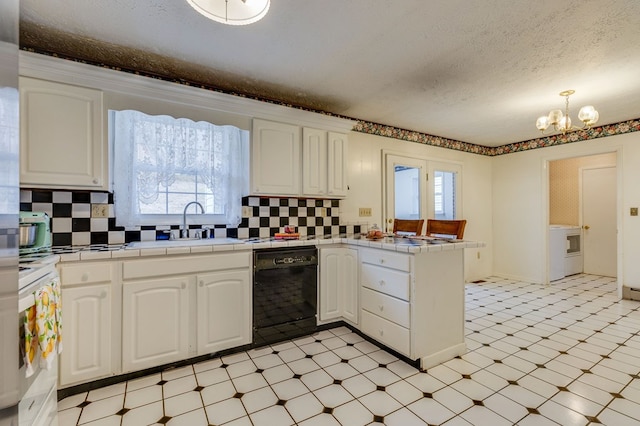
[426,219,467,239]
[393,219,425,236]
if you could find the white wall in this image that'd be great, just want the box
[492,131,640,290]
[342,132,493,282]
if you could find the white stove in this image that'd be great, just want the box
[17,253,60,426]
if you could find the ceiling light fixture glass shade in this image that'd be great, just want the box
[186,0,270,25]
[535,90,599,135]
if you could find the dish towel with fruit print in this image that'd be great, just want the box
[24,276,63,377]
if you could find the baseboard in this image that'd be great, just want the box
[420,343,467,370]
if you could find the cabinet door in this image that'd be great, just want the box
[19,77,106,190]
[302,127,328,196]
[327,132,348,197]
[251,119,301,195]
[319,247,358,324]
[122,276,191,373]
[340,248,359,324]
[319,248,341,322]
[196,270,251,355]
[59,284,111,386]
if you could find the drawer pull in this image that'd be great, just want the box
[379,329,384,336]
[81,273,89,282]
[379,280,386,286]
[379,305,384,312]
[199,280,204,287]
[379,259,385,264]
[181,282,186,289]
[100,291,107,299]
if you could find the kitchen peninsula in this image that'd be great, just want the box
[54,235,482,390]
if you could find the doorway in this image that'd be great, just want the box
[548,152,617,279]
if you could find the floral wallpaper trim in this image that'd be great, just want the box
[354,118,640,157]
[22,49,640,158]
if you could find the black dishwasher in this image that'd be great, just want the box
[253,247,318,347]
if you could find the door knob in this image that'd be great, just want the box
[583,225,590,230]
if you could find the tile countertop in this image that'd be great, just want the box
[49,235,485,262]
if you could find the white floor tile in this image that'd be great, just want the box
[240,386,278,414]
[271,378,310,400]
[205,397,247,424]
[285,392,324,423]
[249,405,295,426]
[459,405,513,426]
[232,372,268,393]
[313,384,354,408]
[164,391,203,417]
[358,390,402,416]
[120,400,163,426]
[331,399,372,426]
[124,385,163,409]
[78,394,124,424]
[407,397,455,425]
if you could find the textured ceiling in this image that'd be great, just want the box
[19,0,640,147]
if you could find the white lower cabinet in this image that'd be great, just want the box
[319,247,358,325]
[358,247,466,368]
[59,262,117,387]
[197,270,251,355]
[122,276,191,373]
[120,251,252,373]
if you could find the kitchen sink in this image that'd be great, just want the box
[126,238,242,250]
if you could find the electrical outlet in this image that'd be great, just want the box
[242,206,253,217]
[477,251,481,259]
[631,207,638,216]
[359,207,372,217]
[91,203,109,218]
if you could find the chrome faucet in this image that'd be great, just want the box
[182,201,204,239]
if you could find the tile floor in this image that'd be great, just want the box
[57,274,640,425]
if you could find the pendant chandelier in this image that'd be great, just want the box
[535,90,599,135]
[186,0,270,25]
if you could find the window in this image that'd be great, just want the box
[111,110,248,228]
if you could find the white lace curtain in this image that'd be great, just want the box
[113,110,247,228]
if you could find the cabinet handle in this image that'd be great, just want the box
[378,305,384,312]
[92,178,99,184]
[379,280,386,286]
[100,291,107,299]
[199,280,204,287]
[81,273,89,282]
[379,259,385,264]
[181,282,186,289]
[379,329,384,336]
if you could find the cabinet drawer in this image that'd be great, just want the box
[361,310,410,356]
[359,248,410,272]
[361,287,410,328]
[123,252,250,280]
[361,263,410,301]
[60,263,112,286]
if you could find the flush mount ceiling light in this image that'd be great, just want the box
[535,90,599,135]
[186,0,270,25]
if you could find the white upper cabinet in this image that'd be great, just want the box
[251,119,301,196]
[251,119,349,198]
[326,132,348,197]
[302,128,327,196]
[19,77,107,190]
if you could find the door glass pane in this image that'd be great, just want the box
[434,170,456,219]
[394,166,420,219]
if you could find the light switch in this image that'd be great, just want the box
[631,207,638,216]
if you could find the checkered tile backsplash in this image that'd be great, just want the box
[19,189,363,247]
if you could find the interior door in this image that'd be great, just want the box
[582,166,617,277]
[384,154,427,233]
